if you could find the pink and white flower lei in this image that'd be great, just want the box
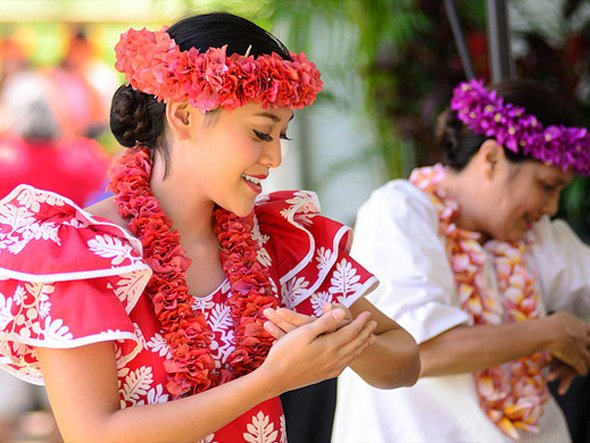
[451,79,590,175]
[411,164,551,440]
[109,146,280,398]
[114,27,323,112]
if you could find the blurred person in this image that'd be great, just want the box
[0,35,28,89]
[0,70,110,206]
[333,78,590,443]
[44,26,119,140]
[0,13,419,443]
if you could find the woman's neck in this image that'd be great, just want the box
[149,155,216,244]
[440,167,488,240]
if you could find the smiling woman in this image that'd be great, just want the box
[0,11,419,443]
[333,78,590,443]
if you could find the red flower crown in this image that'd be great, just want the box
[114,27,323,112]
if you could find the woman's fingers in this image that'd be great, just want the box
[263,307,313,334]
[332,318,377,362]
[263,320,286,340]
[548,361,578,395]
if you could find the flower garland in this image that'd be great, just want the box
[114,27,323,112]
[410,164,550,440]
[109,146,279,398]
[451,79,590,175]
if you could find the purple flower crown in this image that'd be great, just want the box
[450,79,590,175]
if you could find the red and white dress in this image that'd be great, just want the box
[0,185,376,443]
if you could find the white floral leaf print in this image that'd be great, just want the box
[209,304,232,332]
[256,194,270,204]
[0,292,13,330]
[17,221,60,243]
[12,285,26,306]
[279,191,319,226]
[111,270,151,309]
[145,384,169,405]
[280,415,287,443]
[310,291,332,317]
[121,366,154,405]
[329,259,361,298]
[0,203,60,255]
[132,322,147,349]
[251,216,270,246]
[257,247,272,267]
[15,187,65,212]
[41,317,74,341]
[147,333,171,358]
[23,282,55,311]
[87,234,134,266]
[197,434,219,443]
[6,238,30,255]
[281,276,310,307]
[15,188,43,212]
[244,411,278,443]
[315,247,336,272]
[0,202,35,227]
[192,296,215,313]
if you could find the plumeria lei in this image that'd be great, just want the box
[411,164,550,440]
[114,27,323,112]
[451,79,590,175]
[109,146,279,398]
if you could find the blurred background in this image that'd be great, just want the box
[0,0,589,442]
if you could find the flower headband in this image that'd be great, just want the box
[450,79,590,175]
[114,27,323,112]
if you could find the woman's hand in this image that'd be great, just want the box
[262,302,352,339]
[547,359,578,395]
[260,308,377,394]
[542,312,590,376]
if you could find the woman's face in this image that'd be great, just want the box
[480,158,573,242]
[169,102,293,217]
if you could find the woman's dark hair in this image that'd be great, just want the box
[436,79,580,170]
[110,12,290,170]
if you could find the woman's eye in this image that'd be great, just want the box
[253,129,273,142]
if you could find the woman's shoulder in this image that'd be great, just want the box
[0,184,147,280]
[359,179,438,223]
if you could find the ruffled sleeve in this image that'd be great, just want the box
[254,190,378,317]
[0,185,152,384]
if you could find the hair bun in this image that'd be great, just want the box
[110,85,164,148]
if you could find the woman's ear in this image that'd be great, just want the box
[478,139,505,178]
[165,102,194,141]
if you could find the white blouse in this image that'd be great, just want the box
[333,180,590,443]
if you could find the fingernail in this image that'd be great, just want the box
[263,308,274,317]
[331,309,346,320]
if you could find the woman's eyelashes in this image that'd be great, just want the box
[252,129,292,142]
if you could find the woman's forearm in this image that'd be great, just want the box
[348,297,420,389]
[418,311,590,377]
[350,327,420,388]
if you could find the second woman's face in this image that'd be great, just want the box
[173,102,293,217]
[482,160,573,242]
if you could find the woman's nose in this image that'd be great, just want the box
[544,192,560,216]
[261,140,282,169]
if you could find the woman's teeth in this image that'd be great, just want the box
[242,175,262,185]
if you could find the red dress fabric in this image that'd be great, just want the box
[0,185,376,442]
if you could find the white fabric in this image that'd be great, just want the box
[333,180,590,443]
